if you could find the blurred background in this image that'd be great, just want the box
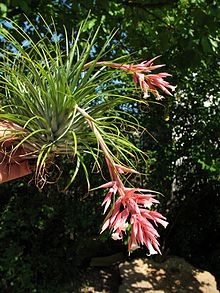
[0,0,219,292]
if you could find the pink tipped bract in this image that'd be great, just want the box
[98,57,176,99]
[99,159,168,255]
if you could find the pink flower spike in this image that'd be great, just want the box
[97,56,175,98]
[97,154,168,255]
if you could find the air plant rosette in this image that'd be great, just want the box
[0,18,175,254]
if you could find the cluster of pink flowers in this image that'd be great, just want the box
[86,57,174,254]
[98,158,168,255]
[98,56,176,99]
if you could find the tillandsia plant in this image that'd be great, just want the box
[0,17,175,254]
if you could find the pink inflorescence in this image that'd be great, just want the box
[98,158,168,255]
[98,56,176,99]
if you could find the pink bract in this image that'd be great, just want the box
[97,56,176,99]
[98,159,168,255]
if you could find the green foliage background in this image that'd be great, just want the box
[0,0,219,292]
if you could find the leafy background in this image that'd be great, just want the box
[0,0,219,292]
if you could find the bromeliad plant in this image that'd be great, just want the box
[0,18,174,254]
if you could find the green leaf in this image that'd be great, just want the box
[0,3,7,17]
